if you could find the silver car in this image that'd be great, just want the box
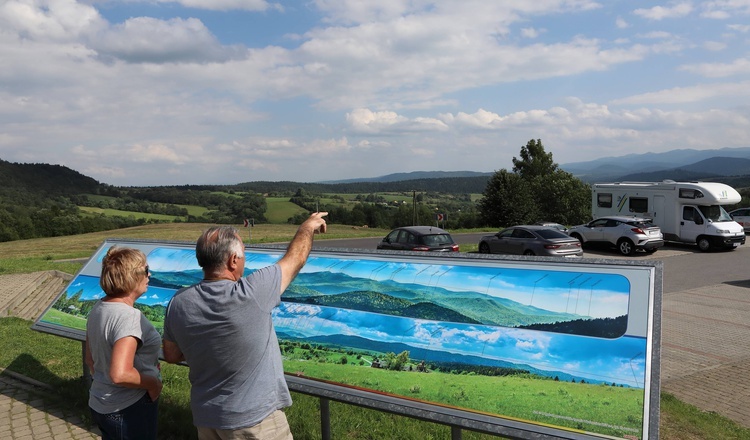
[478,225,583,257]
[729,207,750,233]
[568,216,664,256]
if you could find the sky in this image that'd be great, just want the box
[2,1,750,186]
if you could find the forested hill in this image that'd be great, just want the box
[1,159,102,196]
[1,158,491,195]
[235,176,491,194]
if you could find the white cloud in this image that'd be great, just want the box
[700,0,750,19]
[611,80,750,104]
[146,0,279,12]
[521,27,541,38]
[346,108,447,134]
[702,40,727,51]
[679,57,750,77]
[633,2,693,20]
[90,17,245,63]
[0,0,106,41]
[727,24,750,33]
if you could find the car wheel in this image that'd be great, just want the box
[617,238,634,256]
[479,242,490,254]
[697,236,712,252]
[570,233,584,245]
[523,250,535,256]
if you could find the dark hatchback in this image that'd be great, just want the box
[377,226,459,252]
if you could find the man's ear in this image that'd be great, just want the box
[227,253,239,271]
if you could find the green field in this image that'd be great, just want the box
[37,308,87,331]
[284,357,642,438]
[79,206,183,221]
[265,197,309,223]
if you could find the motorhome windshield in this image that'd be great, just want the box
[698,205,733,222]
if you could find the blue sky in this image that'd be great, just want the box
[2,1,749,186]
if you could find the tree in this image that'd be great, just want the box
[479,139,591,228]
[512,139,557,178]
[478,170,536,227]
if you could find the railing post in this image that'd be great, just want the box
[81,341,92,388]
[320,397,331,440]
[451,425,462,440]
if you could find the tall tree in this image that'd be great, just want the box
[480,139,591,228]
[478,170,537,227]
[512,139,557,178]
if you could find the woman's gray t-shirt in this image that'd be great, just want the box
[87,301,162,414]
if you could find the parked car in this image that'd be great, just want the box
[728,207,750,233]
[534,221,569,233]
[567,216,664,256]
[478,225,583,257]
[377,226,459,252]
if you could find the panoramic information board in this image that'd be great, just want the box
[33,239,661,440]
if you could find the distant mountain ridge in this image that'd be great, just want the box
[560,147,750,183]
[317,147,750,185]
[320,170,492,184]
[4,146,750,192]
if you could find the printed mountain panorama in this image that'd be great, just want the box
[283,271,627,338]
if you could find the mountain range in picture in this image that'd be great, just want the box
[285,270,586,328]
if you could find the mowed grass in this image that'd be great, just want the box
[79,206,183,221]
[265,197,310,223]
[0,222,390,275]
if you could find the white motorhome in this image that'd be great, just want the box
[592,180,746,251]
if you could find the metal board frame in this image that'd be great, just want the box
[32,238,661,440]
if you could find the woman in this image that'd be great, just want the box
[85,246,162,440]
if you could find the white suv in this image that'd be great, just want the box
[568,216,664,256]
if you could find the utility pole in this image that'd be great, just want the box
[411,191,418,226]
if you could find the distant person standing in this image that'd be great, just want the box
[162,212,327,440]
[85,246,162,440]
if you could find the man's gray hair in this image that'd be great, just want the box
[196,226,244,272]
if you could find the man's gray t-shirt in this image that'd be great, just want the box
[87,301,161,414]
[163,264,291,429]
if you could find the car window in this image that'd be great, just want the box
[406,232,417,244]
[512,229,534,239]
[590,219,607,227]
[683,206,697,222]
[605,219,619,227]
[397,231,411,243]
[498,229,514,238]
[698,205,732,222]
[422,234,452,245]
[536,229,568,239]
[386,230,400,241]
[628,220,656,228]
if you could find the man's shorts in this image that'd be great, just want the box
[197,410,293,440]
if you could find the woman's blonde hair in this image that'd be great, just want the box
[99,246,148,298]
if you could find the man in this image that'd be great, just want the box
[162,212,327,440]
